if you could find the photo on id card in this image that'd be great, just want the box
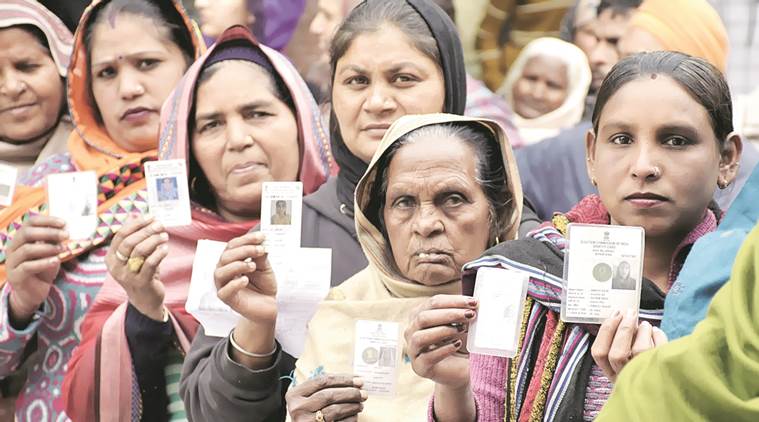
[0,163,18,207]
[353,320,400,396]
[144,159,191,227]
[46,171,98,240]
[466,267,529,357]
[561,223,644,324]
[260,182,302,249]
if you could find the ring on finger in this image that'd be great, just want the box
[127,256,145,273]
[315,410,325,422]
[115,250,129,262]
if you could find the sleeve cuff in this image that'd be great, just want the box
[215,336,283,393]
[3,290,45,336]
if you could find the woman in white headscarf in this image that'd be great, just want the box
[498,37,591,145]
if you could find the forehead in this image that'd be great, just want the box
[195,61,279,110]
[386,134,478,182]
[0,27,49,56]
[599,76,713,133]
[89,13,173,61]
[594,9,632,38]
[522,55,568,78]
[337,25,439,70]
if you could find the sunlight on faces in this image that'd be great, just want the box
[0,28,64,143]
[195,0,253,39]
[512,55,569,119]
[383,135,491,286]
[586,76,727,239]
[618,26,666,59]
[332,25,445,163]
[89,13,188,152]
[192,61,299,222]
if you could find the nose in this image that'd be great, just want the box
[630,142,662,181]
[226,118,254,152]
[118,69,145,101]
[412,204,445,238]
[309,12,325,35]
[532,81,547,99]
[589,41,613,67]
[363,82,395,115]
[0,70,26,99]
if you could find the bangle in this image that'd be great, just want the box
[229,330,277,358]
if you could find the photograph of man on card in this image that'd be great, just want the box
[611,261,636,290]
[156,176,179,201]
[271,199,292,225]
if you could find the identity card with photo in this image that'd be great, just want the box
[561,223,644,324]
[144,159,192,227]
[353,320,400,396]
[260,181,302,249]
[47,171,98,240]
[467,267,529,358]
[0,164,18,207]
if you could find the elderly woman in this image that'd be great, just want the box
[497,37,591,145]
[182,113,522,421]
[60,26,333,420]
[0,0,73,175]
[0,1,204,419]
[409,51,742,421]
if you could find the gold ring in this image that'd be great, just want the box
[314,410,325,422]
[115,250,129,262]
[127,256,145,273]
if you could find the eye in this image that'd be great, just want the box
[391,74,418,85]
[243,109,271,120]
[344,75,369,86]
[664,136,691,147]
[16,61,40,72]
[96,66,116,79]
[137,59,160,70]
[391,196,415,209]
[442,193,467,207]
[198,120,220,134]
[610,134,633,145]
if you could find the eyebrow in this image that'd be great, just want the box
[337,61,426,76]
[91,50,166,68]
[599,120,635,133]
[195,100,274,122]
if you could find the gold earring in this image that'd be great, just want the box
[591,177,597,187]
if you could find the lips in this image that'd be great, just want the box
[229,161,267,175]
[415,249,453,264]
[624,192,669,208]
[120,106,156,122]
[361,122,392,138]
[0,103,36,115]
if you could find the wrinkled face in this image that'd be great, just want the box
[195,0,253,38]
[512,55,569,119]
[619,26,665,59]
[89,13,188,152]
[192,61,299,221]
[0,28,65,143]
[332,25,445,163]
[383,135,491,286]
[587,76,731,240]
[587,9,632,90]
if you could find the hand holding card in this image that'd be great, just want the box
[47,171,98,240]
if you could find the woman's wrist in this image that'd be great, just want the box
[128,298,166,322]
[8,292,38,327]
[433,383,476,422]
[229,319,277,370]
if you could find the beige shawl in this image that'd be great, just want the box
[291,113,523,421]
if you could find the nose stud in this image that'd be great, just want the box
[652,166,661,178]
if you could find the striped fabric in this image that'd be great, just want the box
[165,347,187,422]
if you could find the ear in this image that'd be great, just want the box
[719,132,742,187]
[584,128,598,186]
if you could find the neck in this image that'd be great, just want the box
[642,232,685,292]
[215,201,260,224]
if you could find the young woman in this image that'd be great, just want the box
[407,51,742,422]
[0,0,73,175]
[61,26,334,421]
[0,0,203,419]
[498,37,591,145]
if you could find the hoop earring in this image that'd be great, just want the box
[190,176,198,194]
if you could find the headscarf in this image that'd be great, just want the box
[0,0,204,281]
[292,113,522,421]
[331,0,467,213]
[629,0,729,74]
[61,26,334,421]
[596,222,759,422]
[0,0,74,172]
[498,37,591,145]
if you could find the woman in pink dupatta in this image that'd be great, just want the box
[61,26,335,421]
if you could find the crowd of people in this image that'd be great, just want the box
[0,0,757,421]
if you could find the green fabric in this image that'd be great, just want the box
[596,223,759,421]
[165,347,187,421]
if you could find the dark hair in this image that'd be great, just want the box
[592,51,733,146]
[597,0,643,17]
[366,122,511,246]
[17,25,50,51]
[330,0,441,73]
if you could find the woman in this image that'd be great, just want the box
[0,1,203,420]
[497,37,591,145]
[301,0,468,286]
[183,113,522,421]
[596,222,759,421]
[611,261,635,290]
[0,0,73,176]
[409,51,742,422]
[61,26,334,421]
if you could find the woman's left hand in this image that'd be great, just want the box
[591,309,668,382]
[106,215,170,321]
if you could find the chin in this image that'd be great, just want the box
[409,267,459,286]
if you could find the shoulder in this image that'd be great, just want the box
[19,152,75,187]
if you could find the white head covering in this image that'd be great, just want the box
[498,37,592,145]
